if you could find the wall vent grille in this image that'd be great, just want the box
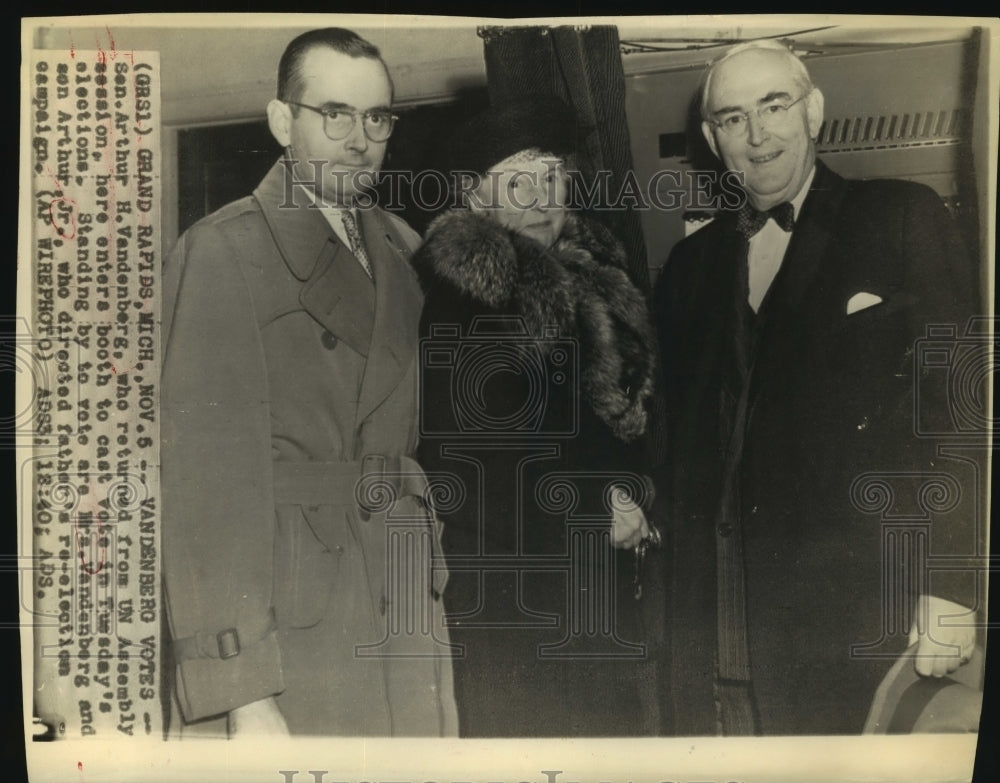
[816,108,966,153]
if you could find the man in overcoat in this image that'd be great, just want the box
[654,40,982,735]
[161,28,457,737]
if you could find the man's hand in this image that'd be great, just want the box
[908,594,976,678]
[610,487,650,549]
[227,696,290,738]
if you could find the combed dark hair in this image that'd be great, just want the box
[277,28,391,105]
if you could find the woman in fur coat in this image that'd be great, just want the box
[414,101,659,737]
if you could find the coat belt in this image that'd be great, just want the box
[272,454,429,512]
[173,455,439,665]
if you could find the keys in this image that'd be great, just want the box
[632,525,663,600]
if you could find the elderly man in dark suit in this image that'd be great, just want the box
[654,39,981,735]
[161,28,457,738]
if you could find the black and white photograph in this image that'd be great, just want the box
[15,12,997,783]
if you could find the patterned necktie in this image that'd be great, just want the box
[340,210,374,280]
[735,201,795,239]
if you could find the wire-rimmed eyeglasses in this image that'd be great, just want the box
[709,90,812,137]
[285,101,398,142]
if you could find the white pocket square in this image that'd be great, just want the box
[846,292,883,315]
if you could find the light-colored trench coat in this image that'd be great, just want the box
[161,160,457,737]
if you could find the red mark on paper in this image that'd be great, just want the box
[72,482,108,576]
[77,761,83,771]
[111,362,138,376]
[94,27,135,68]
[48,197,78,240]
[41,164,77,238]
[74,512,108,576]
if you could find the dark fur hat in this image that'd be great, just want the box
[445,97,578,176]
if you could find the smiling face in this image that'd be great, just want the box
[267,46,392,205]
[701,48,824,211]
[471,153,569,248]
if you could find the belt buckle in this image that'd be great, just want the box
[361,453,386,479]
[216,628,241,660]
[358,453,387,520]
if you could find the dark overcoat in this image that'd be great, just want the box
[161,161,458,737]
[414,209,661,736]
[653,161,982,735]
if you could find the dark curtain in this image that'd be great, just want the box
[480,24,669,734]
[479,25,649,291]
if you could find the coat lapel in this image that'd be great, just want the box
[685,212,749,404]
[254,161,375,357]
[708,229,747,400]
[748,161,850,403]
[355,207,423,423]
[299,245,376,357]
[761,162,849,323]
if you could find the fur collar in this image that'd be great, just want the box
[415,210,656,442]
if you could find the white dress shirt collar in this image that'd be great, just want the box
[746,165,816,312]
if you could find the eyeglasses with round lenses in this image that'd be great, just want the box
[285,101,398,142]
[710,90,811,137]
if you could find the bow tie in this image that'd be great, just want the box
[735,201,795,239]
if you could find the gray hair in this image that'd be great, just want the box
[700,39,813,121]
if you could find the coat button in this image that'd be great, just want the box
[321,330,338,350]
[358,507,371,522]
[717,523,735,538]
